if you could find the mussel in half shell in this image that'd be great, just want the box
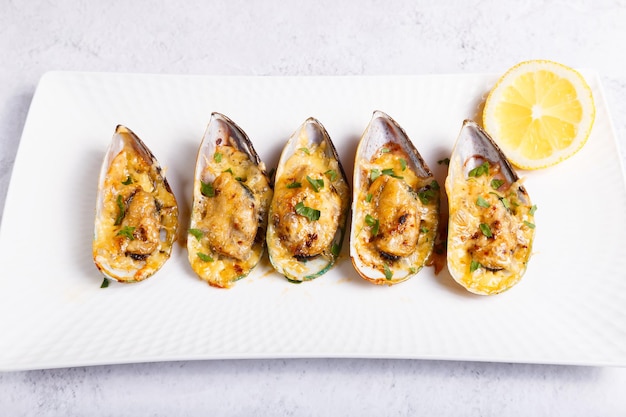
[446,120,536,295]
[93,125,179,283]
[266,118,350,282]
[350,111,440,285]
[187,113,273,288]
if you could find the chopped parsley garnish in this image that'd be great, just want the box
[365,214,380,236]
[479,223,493,238]
[383,263,393,280]
[408,267,417,274]
[524,221,536,229]
[468,161,490,177]
[324,169,338,182]
[306,176,324,192]
[100,278,109,288]
[501,197,511,210]
[476,196,490,208]
[470,260,481,272]
[331,243,340,257]
[529,204,538,215]
[491,179,504,190]
[114,194,125,226]
[418,189,436,205]
[121,176,133,185]
[201,180,215,197]
[365,193,373,203]
[299,147,310,155]
[223,168,234,175]
[197,252,214,262]
[420,227,429,234]
[381,148,390,153]
[370,169,381,181]
[438,158,450,166]
[295,201,320,221]
[286,181,301,189]
[430,180,440,190]
[188,228,204,241]
[117,226,135,240]
[400,158,407,171]
[214,152,223,163]
[381,168,403,179]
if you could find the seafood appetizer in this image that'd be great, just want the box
[350,111,440,285]
[188,113,273,288]
[446,120,536,295]
[93,125,179,283]
[266,118,350,282]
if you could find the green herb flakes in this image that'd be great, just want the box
[114,194,125,226]
[117,226,136,240]
[306,175,324,192]
[197,252,214,262]
[468,161,490,177]
[324,169,338,182]
[365,193,373,203]
[100,278,109,288]
[383,263,393,280]
[400,158,407,171]
[365,214,380,236]
[470,260,481,272]
[188,228,204,241]
[524,221,536,229]
[418,189,435,205]
[491,179,504,190]
[201,180,215,197]
[299,147,310,155]
[370,169,381,181]
[479,223,493,238]
[295,201,320,221]
[214,152,223,163]
[529,204,538,215]
[121,176,133,185]
[331,243,340,257]
[476,196,490,208]
[286,181,302,189]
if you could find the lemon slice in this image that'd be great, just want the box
[482,60,595,170]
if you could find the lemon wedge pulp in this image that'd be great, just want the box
[482,60,595,170]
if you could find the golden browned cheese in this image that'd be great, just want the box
[93,146,178,282]
[271,165,342,258]
[352,142,439,283]
[267,139,349,277]
[446,162,535,294]
[187,144,272,288]
[199,173,257,261]
[368,175,420,258]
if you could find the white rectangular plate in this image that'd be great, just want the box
[1,72,625,371]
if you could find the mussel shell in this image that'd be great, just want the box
[266,117,350,282]
[187,112,272,288]
[445,120,535,295]
[350,111,440,285]
[93,125,179,283]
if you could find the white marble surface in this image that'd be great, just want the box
[1,0,626,415]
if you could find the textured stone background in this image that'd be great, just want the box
[1,0,625,415]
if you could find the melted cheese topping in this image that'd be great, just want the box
[267,138,349,280]
[93,146,178,282]
[188,144,272,288]
[446,162,535,295]
[352,142,439,284]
